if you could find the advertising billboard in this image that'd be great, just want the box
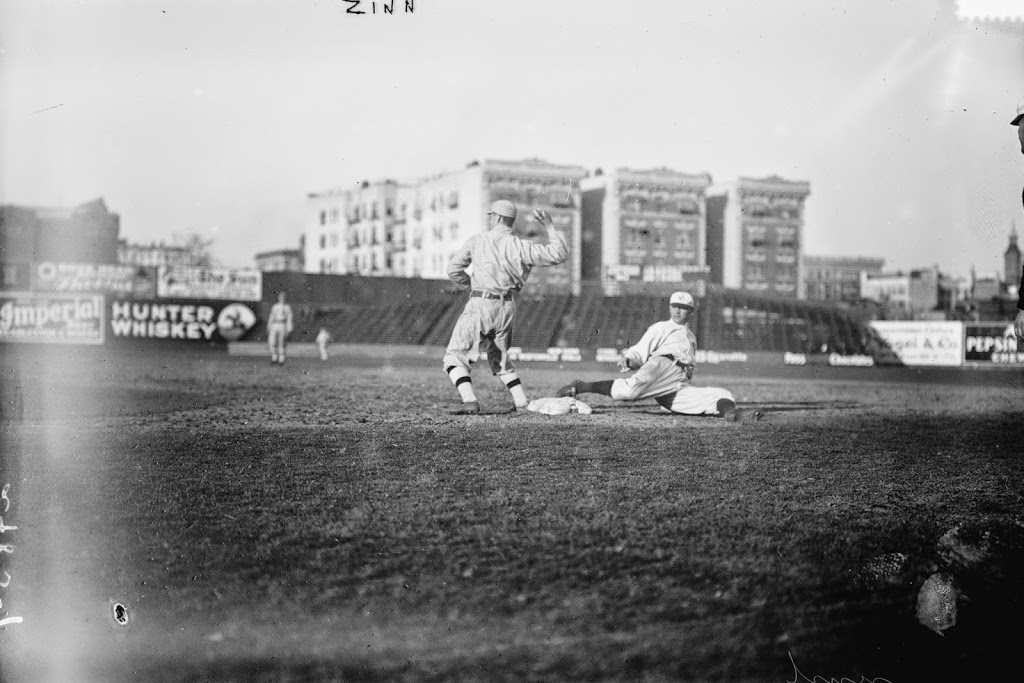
[157,266,262,302]
[868,321,964,366]
[964,322,1024,365]
[31,261,157,297]
[0,292,105,345]
[107,299,258,344]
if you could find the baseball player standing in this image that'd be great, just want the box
[1012,96,1024,342]
[267,291,294,365]
[444,199,568,414]
[557,291,759,420]
[316,327,333,361]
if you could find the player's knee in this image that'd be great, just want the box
[443,354,469,375]
[610,380,641,401]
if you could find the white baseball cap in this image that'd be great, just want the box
[1012,96,1024,126]
[669,291,695,309]
[487,199,517,219]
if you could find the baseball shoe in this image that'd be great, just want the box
[556,380,582,398]
[450,401,481,415]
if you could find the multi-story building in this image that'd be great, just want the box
[861,267,940,318]
[304,159,587,293]
[344,180,406,276]
[706,176,810,297]
[1,198,121,265]
[394,166,484,280]
[802,255,885,303]
[304,180,413,278]
[305,186,352,275]
[254,248,303,272]
[580,167,712,295]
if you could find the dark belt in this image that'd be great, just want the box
[658,354,690,370]
[471,290,513,301]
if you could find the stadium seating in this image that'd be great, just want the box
[256,273,875,355]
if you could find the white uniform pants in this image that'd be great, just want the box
[268,323,289,359]
[610,356,686,401]
[443,297,517,376]
[659,385,735,416]
[611,356,733,416]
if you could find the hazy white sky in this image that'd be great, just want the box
[2,0,1023,277]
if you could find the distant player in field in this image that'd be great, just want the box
[267,291,294,365]
[557,291,760,420]
[1012,96,1024,342]
[316,327,333,361]
[444,199,568,414]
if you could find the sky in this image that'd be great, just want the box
[2,0,1023,278]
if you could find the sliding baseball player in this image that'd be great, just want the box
[557,291,760,420]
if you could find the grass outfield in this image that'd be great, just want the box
[2,345,1024,682]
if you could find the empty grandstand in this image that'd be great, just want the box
[258,273,876,356]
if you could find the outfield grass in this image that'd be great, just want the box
[2,346,1023,682]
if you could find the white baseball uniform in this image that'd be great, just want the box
[614,319,734,416]
[267,301,294,363]
[315,328,332,361]
[443,223,567,376]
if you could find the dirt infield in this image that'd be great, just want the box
[2,344,1023,682]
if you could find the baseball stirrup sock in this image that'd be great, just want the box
[502,374,528,407]
[447,366,477,403]
[585,380,615,396]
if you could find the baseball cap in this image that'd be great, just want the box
[487,199,517,219]
[669,291,695,309]
[1012,96,1024,126]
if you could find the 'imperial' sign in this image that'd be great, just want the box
[0,292,105,345]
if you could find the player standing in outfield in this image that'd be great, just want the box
[444,199,568,414]
[267,291,294,366]
[1012,96,1024,342]
[316,327,333,361]
[557,291,760,421]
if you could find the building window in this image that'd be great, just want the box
[744,263,765,281]
[319,234,327,249]
[319,210,327,226]
[330,208,339,223]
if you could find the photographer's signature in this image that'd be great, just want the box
[343,0,415,14]
[788,652,892,683]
